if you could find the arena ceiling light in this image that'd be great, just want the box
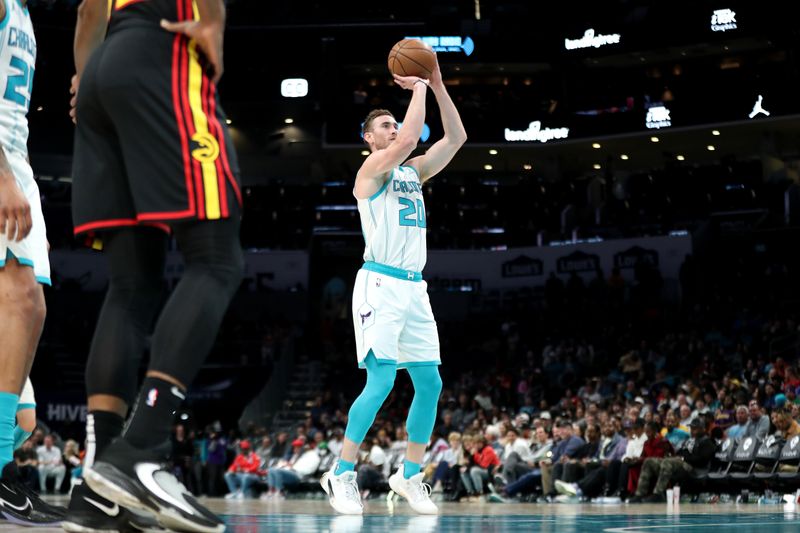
[650,136,659,143]
[620,154,629,160]
[361,150,370,156]
[592,143,601,149]
[712,130,721,136]
[284,118,294,124]
[677,155,686,161]
[593,163,601,170]
[225,119,232,125]
[707,145,716,151]
[523,164,532,170]
[489,149,498,155]
[484,164,493,170]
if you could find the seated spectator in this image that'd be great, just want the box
[495,426,535,487]
[561,423,601,484]
[430,432,463,494]
[554,420,627,500]
[772,408,800,439]
[224,440,263,499]
[725,406,749,440]
[356,442,388,498]
[744,400,771,439]
[541,420,585,499]
[630,418,715,503]
[13,439,38,491]
[460,435,500,499]
[262,437,321,500]
[36,434,66,494]
[627,421,672,495]
[491,426,554,501]
[62,439,82,492]
[660,411,689,450]
[255,435,274,467]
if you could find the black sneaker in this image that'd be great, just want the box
[0,462,64,526]
[61,481,164,532]
[84,439,224,533]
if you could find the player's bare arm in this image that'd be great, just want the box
[161,0,226,83]
[0,145,32,242]
[74,0,108,77]
[71,0,108,123]
[355,76,428,199]
[406,62,467,184]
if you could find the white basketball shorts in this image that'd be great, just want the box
[352,261,440,369]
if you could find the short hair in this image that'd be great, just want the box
[633,418,645,429]
[362,109,394,137]
[448,432,462,442]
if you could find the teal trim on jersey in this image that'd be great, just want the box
[0,1,11,31]
[3,250,33,267]
[362,261,422,282]
[368,177,390,201]
[16,403,35,411]
[2,251,51,286]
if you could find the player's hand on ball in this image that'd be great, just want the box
[392,74,429,91]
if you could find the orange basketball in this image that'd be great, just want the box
[388,39,437,79]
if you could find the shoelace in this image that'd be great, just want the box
[407,480,432,503]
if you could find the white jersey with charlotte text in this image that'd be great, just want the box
[357,165,427,272]
[0,0,36,158]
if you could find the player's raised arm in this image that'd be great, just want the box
[355,76,428,199]
[406,63,467,184]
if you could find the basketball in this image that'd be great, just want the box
[388,39,437,79]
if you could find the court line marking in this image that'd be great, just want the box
[605,521,800,533]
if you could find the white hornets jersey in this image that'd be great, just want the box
[357,165,428,272]
[0,0,35,157]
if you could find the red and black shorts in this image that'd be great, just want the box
[71,19,241,236]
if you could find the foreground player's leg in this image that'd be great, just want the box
[84,218,243,533]
[321,353,396,514]
[388,365,442,514]
[0,258,64,526]
[63,228,168,533]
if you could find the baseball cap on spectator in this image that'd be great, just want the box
[539,411,552,420]
[291,438,305,447]
[240,440,251,450]
[634,396,645,404]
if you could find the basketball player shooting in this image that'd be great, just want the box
[321,49,467,515]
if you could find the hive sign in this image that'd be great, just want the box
[504,121,570,143]
[564,29,621,50]
[405,36,475,56]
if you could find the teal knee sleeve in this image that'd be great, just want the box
[344,352,397,444]
[406,366,442,444]
[13,425,31,451]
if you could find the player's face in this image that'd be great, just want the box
[367,115,399,150]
